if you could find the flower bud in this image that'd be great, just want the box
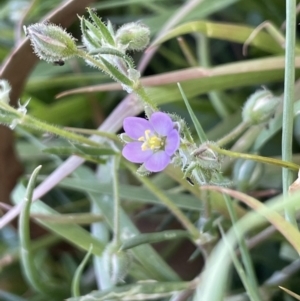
[242,89,280,125]
[233,158,264,191]
[116,22,150,51]
[25,23,78,63]
[102,243,131,284]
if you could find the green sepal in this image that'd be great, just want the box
[87,8,115,46]
[136,164,150,176]
[106,20,115,37]
[80,16,102,50]
[119,133,133,143]
[83,18,104,44]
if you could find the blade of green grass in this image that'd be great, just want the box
[12,183,105,256]
[152,21,284,54]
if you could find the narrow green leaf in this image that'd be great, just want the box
[152,21,283,54]
[67,281,190,301]
[101,56,134,87]
[75,167,180,281]
[89,47,135,69]
[203,186,300,254]
[13,184,105,256]
[54,177,202,211]
[32,213,103,224]
[72,245,93,297]
[73,143,117,156]
[195,190,300,301]
[42,146,83,156]
[121,230,191,250]
[177,83,207,143]
[19,166,64,296]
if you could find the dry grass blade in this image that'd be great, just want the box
[202,185,300,254]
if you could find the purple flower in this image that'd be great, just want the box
[122,112,180,172]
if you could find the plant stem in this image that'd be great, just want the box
[78,50,157,109]
[218,223,261,301]
[217,122,249,147]
[209,144,300,171]
[221,187,261,301]
[135,85,158,110]
[19,166,65,296]
[112,156,121,246]
[0,101,102,147]
[282,0,298,226]
[125,162,200,240]
[196,34,230,119]
[23,115,101,147]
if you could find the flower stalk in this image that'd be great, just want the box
[282,0,297,226]
[216,121,249,147]
[208,144,300,171]
[124,161,200,240]
[0,101,102,148]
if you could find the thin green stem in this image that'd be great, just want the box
[196,34,230,119]
[72,245,93,297]
[217,122,249,147]
[78,50,157,109]
[0,102,103,148]
[0,234,60,270]
[134,85,158,110]
[209,144,300,171]
[218,223,261,301]
[112,155,121,246]
[23,116,101,146]
[221,186,261,301]
[124,162,200,240]
[77,50,107,71]
[19,166,65,296]
[177,37,198,66]
[282,0,298,226]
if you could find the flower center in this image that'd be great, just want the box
[138,129,164,151]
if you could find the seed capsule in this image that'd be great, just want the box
[242,89,280,125]
[25,23,78,63]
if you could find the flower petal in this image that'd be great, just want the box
[165,129,180,156]
[144,151,170,172]
[122,142,152,163]
[150,112,174,136]
[123,117,153,139]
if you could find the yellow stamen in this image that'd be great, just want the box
[138,129,164,151]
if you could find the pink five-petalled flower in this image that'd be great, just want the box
[122,112,180,172]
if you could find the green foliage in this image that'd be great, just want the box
[1,0,300,301]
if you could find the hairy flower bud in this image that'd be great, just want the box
[116,22,150,51]
[102,243,131,284]
[233,158,264,191]
[25,23,78,63]
[242,89,280,125]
